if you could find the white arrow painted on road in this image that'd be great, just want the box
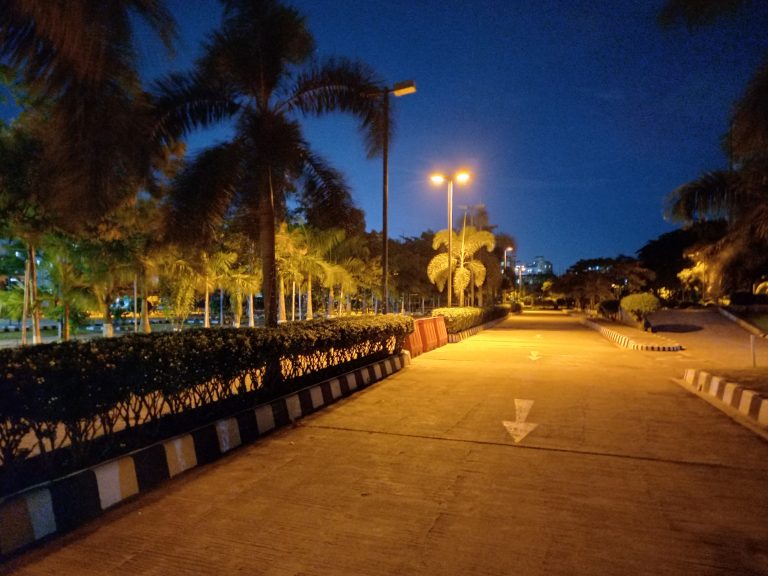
[528,351,541,361]
[502,398,538,443]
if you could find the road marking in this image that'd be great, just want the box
[528,351,541,361]
[503,399,538,443]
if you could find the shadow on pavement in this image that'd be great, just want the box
[652,323,703,333]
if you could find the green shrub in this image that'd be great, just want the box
[432,305,509,333]
[0,315,412,494]
[620,292,660,321]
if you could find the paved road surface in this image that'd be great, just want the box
[5,311,768,575]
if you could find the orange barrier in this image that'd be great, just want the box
[433,315,448,347]
[417,317,438,352]
[403,325,424,358]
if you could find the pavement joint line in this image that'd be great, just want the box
[302,423,766,472]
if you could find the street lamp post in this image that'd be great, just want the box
[503,246,513,273]
[503,246,514,302]
[430,171,471,308]
[379,80,416,314]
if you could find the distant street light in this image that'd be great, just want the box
[430,170,471,307]
[377,80,416,314]
[504,246,514,273]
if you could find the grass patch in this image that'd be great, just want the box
[745,313,768,333]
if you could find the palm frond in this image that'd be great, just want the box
[167,141,244,247]
[152,71,241,144]
[0,0,175,95]
[298,146,365,233]
[427,253,449,291]
[664,170,743,223]
[730,59,768,165]
[287,58,386,158]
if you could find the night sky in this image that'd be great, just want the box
[10,1,768,272]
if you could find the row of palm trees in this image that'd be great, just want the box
[0,0,389,329]
[0,196,383,342]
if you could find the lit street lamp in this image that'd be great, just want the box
[503,246,514,272]
[430,170,471,307]
[378,80,416,314]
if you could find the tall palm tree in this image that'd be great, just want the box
[428,226,495,307]
[154,0,385,327]
[298,226,345,320]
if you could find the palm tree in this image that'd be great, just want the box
[154,0,385,327]
[1,1,177,230]
[41,233,98,341]
[296,226,345,320]
[428,226,495,307]
[0,118,51,343]
[661,0,768,288]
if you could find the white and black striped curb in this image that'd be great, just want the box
[448,318,506,343]
[580,318,684,351]
[682,368,768,429]
[0,352,410,557]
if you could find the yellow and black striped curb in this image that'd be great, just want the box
[682,368,768,429]
[580,318,684,351]
[0,352,410,558]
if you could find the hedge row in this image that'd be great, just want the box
[0,315,412,495]
[431,305,509,333]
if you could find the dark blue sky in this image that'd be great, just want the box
[8,1,768,272]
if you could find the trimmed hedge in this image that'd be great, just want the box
[431,305,509,334]
[0,315,411,495]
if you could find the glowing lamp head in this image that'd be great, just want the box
[430,174,446,185]
[455,171,470,184]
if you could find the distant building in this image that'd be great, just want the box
[529,256,553,275]
[514,256,554,293]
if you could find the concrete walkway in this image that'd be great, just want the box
[4,311,768,575]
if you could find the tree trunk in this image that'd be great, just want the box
[306,275,314,320]
[102,298,114,338]
[140,269,151,333]
[291,281,296,321]
[204,284,210,328]
[28,245,41,344]
[248,292,255,327]
[233,286,242,327]
[141,298,152,333]
[21,258,29,345]
[63,302,71,341]
[260,171,278,327]
[219,287,224,326]
[278,275,286,323]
